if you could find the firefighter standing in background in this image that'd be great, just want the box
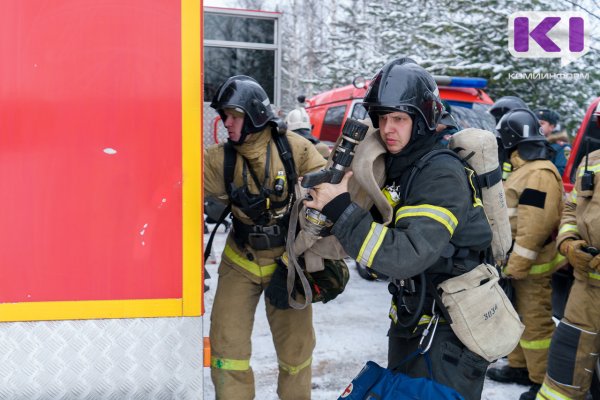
[204,76,326,400]
[488,96,530,181]
[305,58,493,400]
[535,108,571,176]
[486,109,566,400]
[489,96,529,124]
[285,95,330,158]
[537,148,600,400]
[436,100,460,147]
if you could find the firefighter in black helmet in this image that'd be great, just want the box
[210,75,276,144]
[489,96,530,179]
[304,58,493,400]
[487,109,565,400]
[205,75,326,400]
[489,96,529,124]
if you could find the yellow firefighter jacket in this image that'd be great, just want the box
[557,149,600,286]
[204,127,326,280]
[504,150,566,279]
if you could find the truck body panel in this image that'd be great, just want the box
[0,0,204,397]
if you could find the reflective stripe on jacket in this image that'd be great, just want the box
[557,149,600,286]
[333,136,492,283]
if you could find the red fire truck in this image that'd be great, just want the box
[305,76,496,143]
[562,97,600,192]
[305,78,599,193]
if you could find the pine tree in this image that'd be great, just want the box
[219,0,600,132]
[433,0,600,133]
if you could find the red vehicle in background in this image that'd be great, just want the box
[305,78,599,193]
[305,76,496,143]
[562,97,600,192]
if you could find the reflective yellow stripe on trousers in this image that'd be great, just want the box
[536,382,573,400]
[224,244,278,277]
[211,356,250,371]
[520,337,552,350]
[278,356,312,375]
[529,253,566,275]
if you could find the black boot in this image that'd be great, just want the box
[486,366,533,386]
[519,383,541,400]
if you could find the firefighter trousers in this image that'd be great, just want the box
[388,324,489,400]
[508,276,555,384]
[210,259,316,400]
[538,279,600,400]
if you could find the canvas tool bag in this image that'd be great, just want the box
[437,263,524,362]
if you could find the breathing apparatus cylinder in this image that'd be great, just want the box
[449,128,512,265]
[300,118,369,236]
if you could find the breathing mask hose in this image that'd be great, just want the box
[301,118,369,236]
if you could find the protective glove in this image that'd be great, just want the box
[559,239,593,272]
[499,265,512,279]
[590,254,600,272]
[265,259,291,309]
[503,262,529,280]
[502,252,530,280]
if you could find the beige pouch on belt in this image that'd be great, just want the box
[437,263,524,362]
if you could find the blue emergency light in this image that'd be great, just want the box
[433,75,488,89]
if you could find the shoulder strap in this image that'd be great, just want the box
[223,142,237,198]
[450,146,502,190]
[402,148,492,261]
[403,148,491,202]
[222,124,298,199]
[272,126,298,187]
[402,149,462,201]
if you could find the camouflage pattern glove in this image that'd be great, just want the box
[559,239,593,272]
[299,259,350,304]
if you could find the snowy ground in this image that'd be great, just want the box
[202,223,529,399]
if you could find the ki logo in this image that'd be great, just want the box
[508,11,589,66]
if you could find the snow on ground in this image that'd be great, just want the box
[203,224,529,399]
